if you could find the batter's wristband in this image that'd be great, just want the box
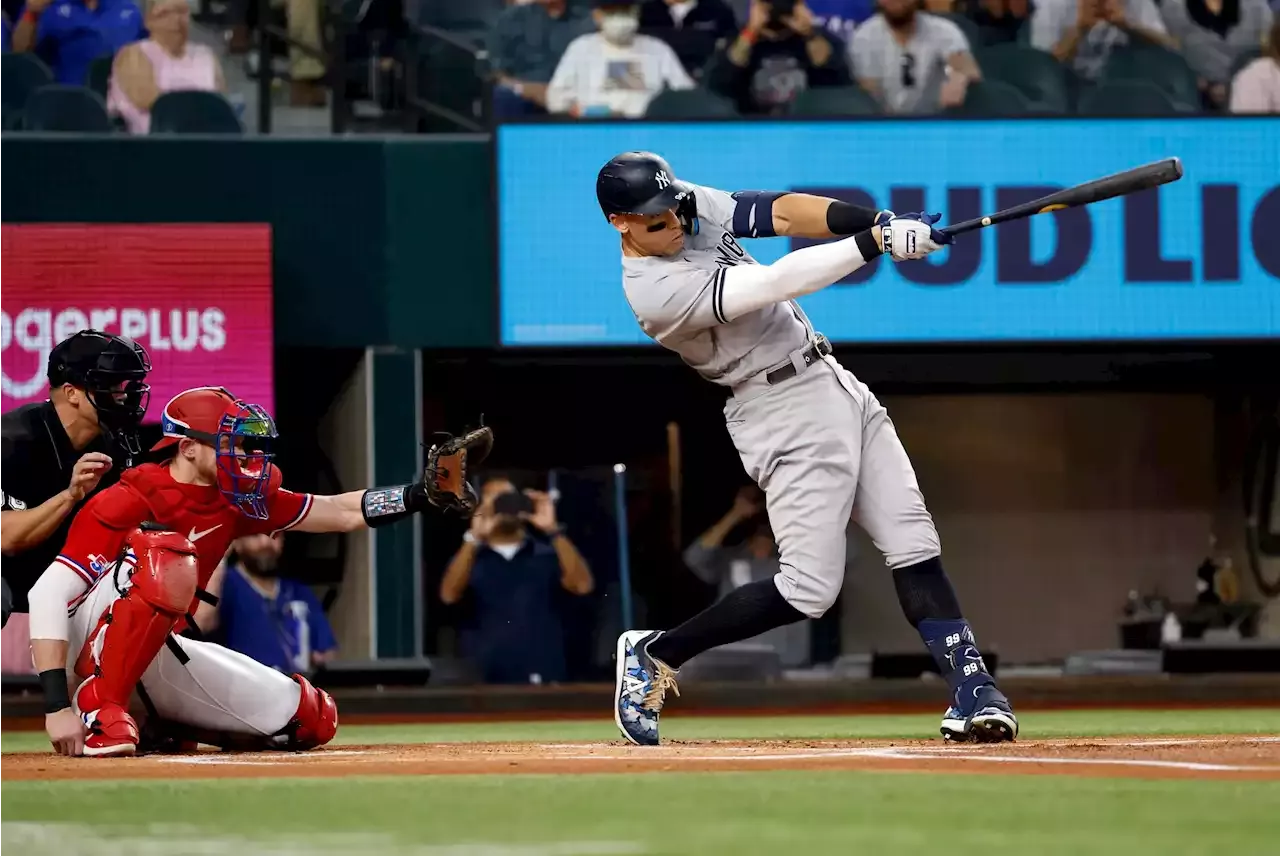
[826,201,878,236]
[40,668,71,714]
[854,229,882,260]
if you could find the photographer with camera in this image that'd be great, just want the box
[440,476,594,685]
[706,0,851,114]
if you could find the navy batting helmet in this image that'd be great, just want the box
[597,151,699,234]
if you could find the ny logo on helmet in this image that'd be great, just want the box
[654,170,671,189]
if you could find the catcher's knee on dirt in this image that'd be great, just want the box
[274,673,338,750]
[75,527,199,710]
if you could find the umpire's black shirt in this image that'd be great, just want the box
[1,401,121,613]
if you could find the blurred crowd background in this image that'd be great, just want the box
[2,0,1278,134]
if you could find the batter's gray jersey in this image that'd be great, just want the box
[617,181,942,619]
[621,184,816,388]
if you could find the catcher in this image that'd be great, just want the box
[26,385,491,756]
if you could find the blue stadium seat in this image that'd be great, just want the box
[150,91,244,134]
[949,78,1033,115]
[645,87,738,118]
[21,85,113,132]
[976,44,1070,113]
[789,85,880,117]
[1099,44,1200,111]
[2,53,54,115]
[1077,80,1188,116]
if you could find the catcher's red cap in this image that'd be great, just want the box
[150,386,239,451]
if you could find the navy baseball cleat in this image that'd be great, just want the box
[613,630,680,746]
[941,684,1019,743]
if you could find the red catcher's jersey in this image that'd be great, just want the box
[55,463,313,601]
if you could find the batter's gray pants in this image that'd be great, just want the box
[724,356,940,618]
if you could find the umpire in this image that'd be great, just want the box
[1,330,152,627]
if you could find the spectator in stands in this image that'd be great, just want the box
[283,0,326,107]
[1029,0,1174,83]
[683,486,811,667]
[225,0,326,106]
[195,534,338,675]
[12,0,145,85]
[107,0,227,134]
[490,0,593,117]
[951,0,1034,45]
[1230,15,1280,110]
[547,0,694,118]
[439,475,594,685]
[639,0,739,77]
[706,0,850,114]
[849,0,982,113]
[1161,0,1273,109]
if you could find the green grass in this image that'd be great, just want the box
[4,709,1279,855]
[4,772,1279,855]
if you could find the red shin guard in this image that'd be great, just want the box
[74,528,199,709]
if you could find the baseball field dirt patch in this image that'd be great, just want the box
[5,736,1278,782]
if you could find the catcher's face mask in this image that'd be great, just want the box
[210,402,278,520]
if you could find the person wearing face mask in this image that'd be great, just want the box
[439,476,594,684]
[706,0,852,114]
[547,0,696,117]
[195,533,338,675]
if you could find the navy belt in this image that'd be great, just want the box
[765,335,832,386]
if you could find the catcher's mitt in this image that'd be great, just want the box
[423,425,494,514]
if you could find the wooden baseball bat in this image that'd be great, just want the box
[938,157,1185,237]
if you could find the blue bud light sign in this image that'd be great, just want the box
[497,119,1279,345]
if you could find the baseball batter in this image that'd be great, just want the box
[600,151,1018,746]
[27,386,489,756]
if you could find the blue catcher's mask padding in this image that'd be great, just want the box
[212,402,278,520]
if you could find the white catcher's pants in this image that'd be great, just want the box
[66,568,301,736]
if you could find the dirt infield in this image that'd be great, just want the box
[5,737,1279,782]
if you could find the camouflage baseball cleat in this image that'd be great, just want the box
[613,630,679,746]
